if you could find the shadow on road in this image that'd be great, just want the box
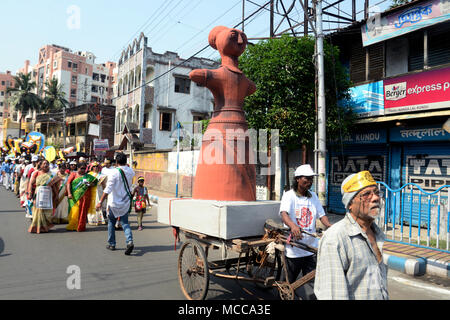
[131,245,178,256]
[0,210,27,213]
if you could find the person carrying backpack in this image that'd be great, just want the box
[132,176,150,231]
[96,153,135,255]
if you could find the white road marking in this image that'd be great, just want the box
[391,276,450,296]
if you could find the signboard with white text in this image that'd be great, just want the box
[384,66,450,114]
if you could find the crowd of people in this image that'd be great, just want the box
[2,150,388,298]
[0,152,151,255]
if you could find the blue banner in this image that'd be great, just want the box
[339,128,388,145]
[390,125,450,142]
[343,81,384,118]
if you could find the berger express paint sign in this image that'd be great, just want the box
[384,66,450,114]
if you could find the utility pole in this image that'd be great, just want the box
[270,0,274,37]
[99,109,103,140]
[62,105,67,149]
[315,0,327,207]
[304,0,309,36]
[242,0,245,32]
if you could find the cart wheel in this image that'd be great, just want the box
[178,239,209,300]
[277,283,295,300]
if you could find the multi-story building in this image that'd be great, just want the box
[328,0,450,214]
[20,45,116,108]
[0,70,16,144]
[0,71,15,121]
[114,32,218,151]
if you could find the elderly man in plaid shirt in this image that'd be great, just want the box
[314,171,389,300]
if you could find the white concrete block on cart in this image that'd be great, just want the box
[157,198,281,239]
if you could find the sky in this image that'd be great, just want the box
[0,0,392,73]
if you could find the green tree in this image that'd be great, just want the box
[239,35,355,185]
[42,78,68,113]
[6,72,42,137]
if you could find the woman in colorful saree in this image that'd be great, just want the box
[66,162,98,232]
[28,160,58,233]
[87,161,107,226]
[51,161,70,224]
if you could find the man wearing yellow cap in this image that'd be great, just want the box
[314,171,388,300]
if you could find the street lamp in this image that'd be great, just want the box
[170,121,186,197]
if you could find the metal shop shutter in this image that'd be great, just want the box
[401,143,450,227]
[327,144,389,214]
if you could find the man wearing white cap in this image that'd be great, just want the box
[314,171,388,300]
[279,164,332,293]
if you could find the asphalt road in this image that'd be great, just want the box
[0,186,449,301]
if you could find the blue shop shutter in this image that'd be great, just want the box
[327,144,389,214]
[401,143,450,227]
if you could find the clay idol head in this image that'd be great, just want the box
[208,26,248,58]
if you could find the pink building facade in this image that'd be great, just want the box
[0,70,16,144]
[24,44,116,108]
[0,71,15,120]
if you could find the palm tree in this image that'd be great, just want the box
[43,78,69,148]
[6,72,42,138]
[42,78,68,112]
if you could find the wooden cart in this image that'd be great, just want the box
[176,220,320,300]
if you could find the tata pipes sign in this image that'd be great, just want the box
[384,66,450,114]
[362,0,450,47]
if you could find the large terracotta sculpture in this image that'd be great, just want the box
[189,26,257,201]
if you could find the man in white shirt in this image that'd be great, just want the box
[279,164,332,290]
[101,158,115,177]
[97,153,135,255]
[100,158,115,222]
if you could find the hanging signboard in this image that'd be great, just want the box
[93,139,109,152]
[88,123,99,136]
[361,0,450,47]
[345,81,385,118]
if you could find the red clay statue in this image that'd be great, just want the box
[190,26,257,201]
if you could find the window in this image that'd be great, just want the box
[159,112,172,131]
[408,31,424,71]
[0,102,3,106]
[93,73,99,81]
[71,88,76,98]
[174,76,190,94]
[68,61,72,68]
[72,75,77,84]
[73,63,78,72]
[91,85,98,93]
[428,22,450,68]
[0,91,4,96]
[1,81,4,85]
[69,124,75,136]
[53,61,57,69]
